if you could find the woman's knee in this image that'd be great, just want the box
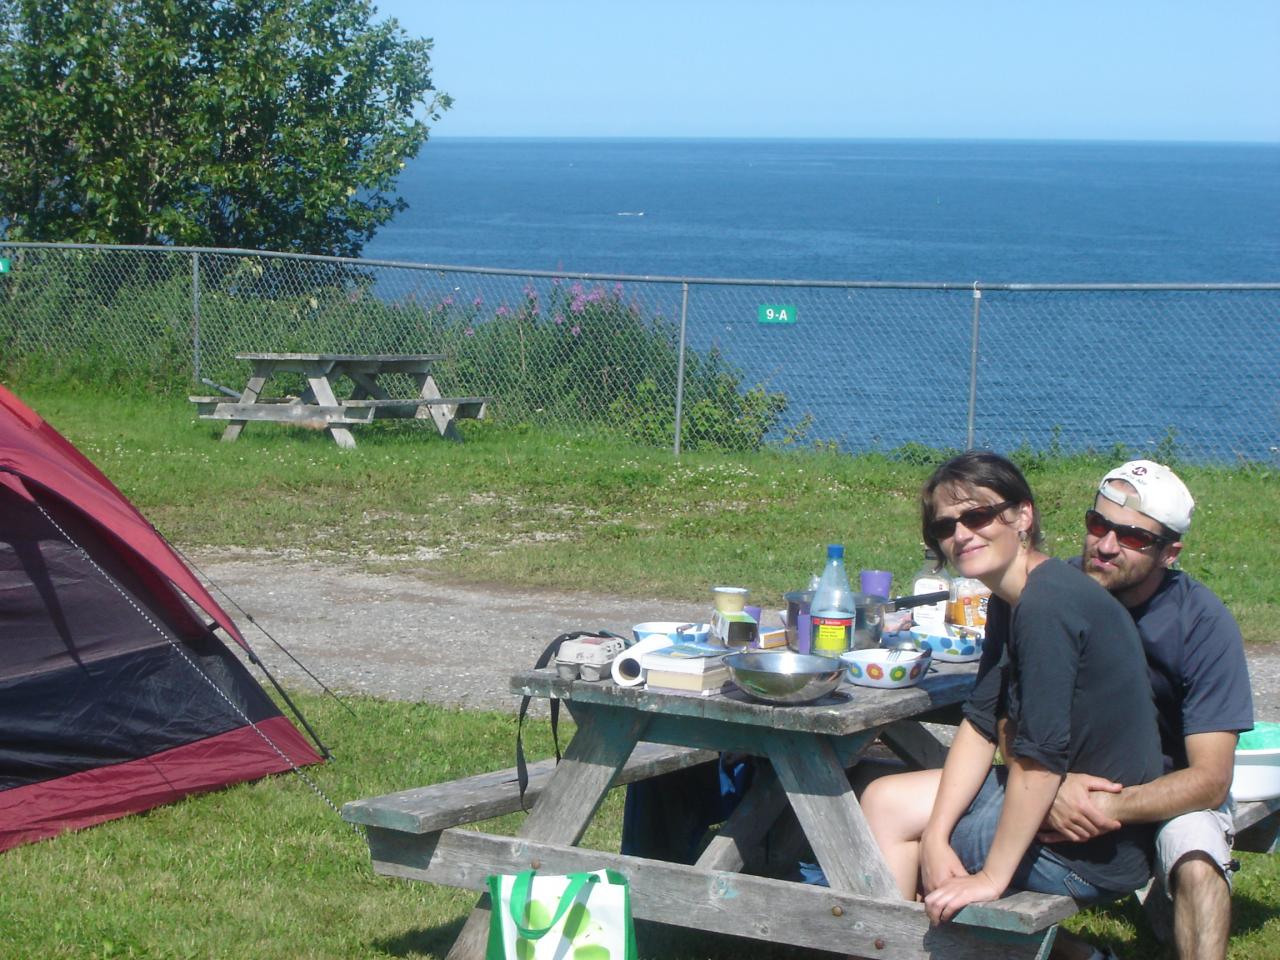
[862,769,940,839]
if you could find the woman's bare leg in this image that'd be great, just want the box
[861,768,944,899]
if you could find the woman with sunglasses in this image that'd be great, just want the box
[861,451,1164,927]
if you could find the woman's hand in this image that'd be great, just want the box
[922,870,1005,925]
[919,833,968,895]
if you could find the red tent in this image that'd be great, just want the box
[0,383,322,851]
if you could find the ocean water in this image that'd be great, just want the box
[361,139,1280,460]
[365,138,1280,282]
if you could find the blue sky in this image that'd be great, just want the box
[374,0,1279,141]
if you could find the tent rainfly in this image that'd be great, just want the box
[0,383,323,852]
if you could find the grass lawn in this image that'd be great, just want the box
[2,384,1277,958]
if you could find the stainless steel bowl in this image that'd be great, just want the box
[723,651,846,705]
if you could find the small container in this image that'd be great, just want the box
[556,635,627,682]
[712,586,749,614]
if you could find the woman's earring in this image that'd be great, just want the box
[1018,529,1030,547]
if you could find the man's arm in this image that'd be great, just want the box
[1040,731,1237,841]
[1096,731,1237,824]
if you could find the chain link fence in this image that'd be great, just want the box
[1,242,1276,464]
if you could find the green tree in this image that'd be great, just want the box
[0,0,450,256]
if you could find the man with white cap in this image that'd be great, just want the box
[1045,460,1253,960]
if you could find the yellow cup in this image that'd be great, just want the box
[712,586,749,614]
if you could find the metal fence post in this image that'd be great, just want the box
[191,251,202,383]
[966,284,982,450]
[673,281,690,457]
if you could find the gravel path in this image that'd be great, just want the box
[194,553,1279,722]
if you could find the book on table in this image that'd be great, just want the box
[644,664,733,695]
[639,641,729,675]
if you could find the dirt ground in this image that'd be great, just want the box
[194,551,1280,723]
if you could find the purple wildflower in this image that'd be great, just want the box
[441,295,454,307]
[472,295,483,307]
[570,295,587,314]
[524,284,537,300]
[613,282,624,296]
[496,305,510,317]
[464,326,475,337]
[553,313,564,325]
[570,282,584,296]
[570,325,581,337]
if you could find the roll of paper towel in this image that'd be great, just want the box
[611,636,673,687]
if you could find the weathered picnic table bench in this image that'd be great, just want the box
[190,353,491,449]
[345,662,1280,959]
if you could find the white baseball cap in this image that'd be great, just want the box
[1098,460,1195,535]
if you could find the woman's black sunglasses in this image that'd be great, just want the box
[1084,509,1173,550]
[927,500,1018,541]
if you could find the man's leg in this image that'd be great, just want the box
[1169,852,1231,960]
[1141,806,1235,960]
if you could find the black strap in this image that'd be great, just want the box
[516,630,614,811]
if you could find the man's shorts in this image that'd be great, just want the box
[1138,802,1236,940]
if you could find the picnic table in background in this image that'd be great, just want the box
[189,353,491,449]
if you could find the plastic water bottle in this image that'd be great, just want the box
[810,544,855,656]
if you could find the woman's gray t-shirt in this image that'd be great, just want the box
[962,557,1165,892]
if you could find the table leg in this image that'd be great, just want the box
[414,372,462,440]
[445,704,650,960]
[304,367,357,449]
[347,370,389,402]
[220,373,267,442]
[765,728,901,899]
[694,761,792,873]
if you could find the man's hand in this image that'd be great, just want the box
[919,833,968,895]
[923,870,1005,925]
[1036,772,1123,844]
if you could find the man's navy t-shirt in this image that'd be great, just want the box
[1068,558,1254,772]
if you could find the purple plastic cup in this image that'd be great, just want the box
[860,569,893,599]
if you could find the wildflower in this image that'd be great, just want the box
[553,313,564,325]
[524,284,537,300]
[496,305,510,317]
[441,295,454,306]
[472,295,483,306]
[613,282,624,296]
[570,325,581,337]
[586,287,604,303]
[570,295,586,314]
[464,326,475,337]
[570,282,584,296]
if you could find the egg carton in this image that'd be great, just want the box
[555,635,627,681]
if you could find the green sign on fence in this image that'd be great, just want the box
[0,258,10,274]
[757,304,796,325]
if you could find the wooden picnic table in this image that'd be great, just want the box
[189,353,491,449]
[347,659,1092,959]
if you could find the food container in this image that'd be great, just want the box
[909,625,984,663]
[1232,722,1280,801]
[556,635,627,681]
[839,647,932,689]
[631,621,711,645]
[722,651,846,705]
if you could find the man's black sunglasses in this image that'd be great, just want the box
[927,500,1018,541]
[1084,509,1173,550]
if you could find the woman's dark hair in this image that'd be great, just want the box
[921,451,1042,560]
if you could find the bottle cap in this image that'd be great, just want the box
[827,544,844,559]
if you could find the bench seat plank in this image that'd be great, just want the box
[367,827,1063,959]
[341,742,716,834]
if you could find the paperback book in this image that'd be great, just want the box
[644,664,733,696]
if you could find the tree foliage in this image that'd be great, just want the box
[0,0,450,255]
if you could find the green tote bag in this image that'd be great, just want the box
[485,868,637,960]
